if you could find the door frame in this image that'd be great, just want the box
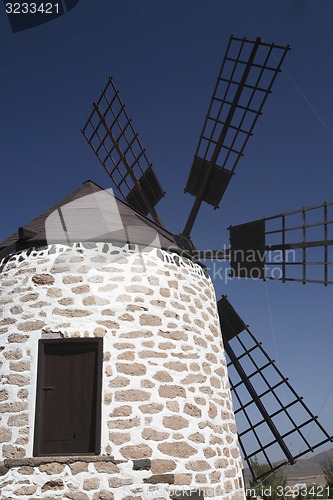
[33,337,103,456]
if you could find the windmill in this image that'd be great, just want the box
[82,35,333,482]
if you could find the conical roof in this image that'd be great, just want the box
[0,180,181,261]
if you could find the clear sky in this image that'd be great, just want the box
[1,0,332,465]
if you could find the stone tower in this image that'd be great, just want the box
[0,181,245,499]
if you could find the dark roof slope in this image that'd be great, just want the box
[0,180,181,261]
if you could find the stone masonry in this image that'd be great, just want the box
[0,242,245,499]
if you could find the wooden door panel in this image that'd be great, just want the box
[34,339,102,456]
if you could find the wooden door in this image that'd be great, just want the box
[34,339,102,455]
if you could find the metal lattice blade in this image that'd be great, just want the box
[182,36,290,238]
[82,77,165,226]
[229,201,333,285]
[217,295,333,482]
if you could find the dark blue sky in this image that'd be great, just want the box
[1,0,332,461]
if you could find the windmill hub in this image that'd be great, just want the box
[173,233,197,254]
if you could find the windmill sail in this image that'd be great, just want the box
[229,200,333,285]
[217,295,333,482]
[82,77,165,227]
[182,36,290,238]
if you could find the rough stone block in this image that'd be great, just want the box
[132,458,151,471]
[3,349,23,360]
[13,485,37,496]
[140,379,155,388]
[107,417,140,429]
[109,405,132,417]
[6,374,30,387]
[126,285,153,295]
[163,416,189,430]
[142,428,169,441]
[173,474,193,486]
[10,305,23,314]
[115,389,150,402]
[158,385,186,399]
[157,442,197,458]
[7,334,28,343]
[108,376,130,388]
[17,466,34,474]
[152,371,173,383]
[108,432,131,445]
[94,462,119,474]
[0,401,28,413]
[39,462,66,474]
[138,403,163,414]
[93,491,114,500]
[17,320,46,331]
[143,474,174,484]
[97,320,119,329]
[0,390,9,402]
[8,413,29,427]
[108,477,133,488]
[139,350,167,359]
[83,477,100,490]
[188,432,205,444]
[0,427,12,443]
[41,479,64,492]
[20,292,39,302]
[52,308,92,317]
[185,460,211,471]
[69,461,89,474]
[32,274,55,285]
[47,287,63,298]
[184,403,202,417]
[116,363,146,376]
[65,492,89,500]
[9,361,30,373]
[139,314,162,326]
[151,459,176,474]
[119,444,152,460]
[180,374,207,384]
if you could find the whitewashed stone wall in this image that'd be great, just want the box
[0,243,245,499]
